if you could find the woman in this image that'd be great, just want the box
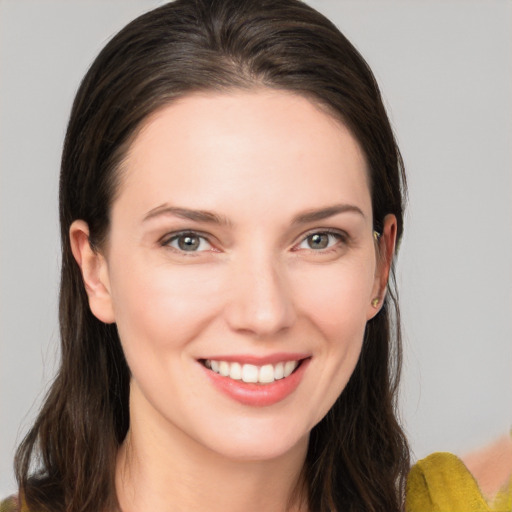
[4,0,410,510]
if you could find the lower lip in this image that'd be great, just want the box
[201,359,310,407]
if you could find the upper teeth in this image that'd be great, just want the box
[205,360,299,384]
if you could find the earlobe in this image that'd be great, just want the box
[367,214,397,319]
[69,220,115,324]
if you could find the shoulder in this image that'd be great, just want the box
[0,496,20,512]
[405,452,490,512]
[0,495,33,512]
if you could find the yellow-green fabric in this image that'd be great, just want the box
[0,496,20,512]
[0,496,30,512]
[406,452,512,512]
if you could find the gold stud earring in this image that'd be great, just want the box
[371,298,380,308]
[373,230,381,241]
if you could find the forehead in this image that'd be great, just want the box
[116,89,371,222]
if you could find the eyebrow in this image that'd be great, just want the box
[291,204,365,225]
[143,205,232,226]
[143,203,364,226]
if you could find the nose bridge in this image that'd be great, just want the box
[225,245,295,336]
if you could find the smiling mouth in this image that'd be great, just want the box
[200,359,304,385]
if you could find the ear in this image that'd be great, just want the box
[367,214,397,319]
[69,220,115,324]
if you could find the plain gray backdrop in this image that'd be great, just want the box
[1,0,511,496]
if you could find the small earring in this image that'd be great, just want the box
[373,230,381,241]
[371,298,380,308]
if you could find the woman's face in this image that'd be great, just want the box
[74,90,394,461]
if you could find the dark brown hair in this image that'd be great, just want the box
[15,1,409,510]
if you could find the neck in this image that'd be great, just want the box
[115,388,309,512]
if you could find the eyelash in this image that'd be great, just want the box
[294,229,348,253]
[160,231,215,255]
[160,229,349,255]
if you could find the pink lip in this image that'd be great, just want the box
[200,357,311,407]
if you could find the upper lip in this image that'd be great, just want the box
[199,353,310,365]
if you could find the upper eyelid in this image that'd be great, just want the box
[160,229,212,244]
[294,227,348,245]
[159,230,216,253]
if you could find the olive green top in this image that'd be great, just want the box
[0,496,23,512]
[406,452,512,512]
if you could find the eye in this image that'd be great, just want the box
[296,230,344,251]
[163,232,213,252]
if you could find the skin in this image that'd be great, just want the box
[71,90,397,512]
[462,434,512,500]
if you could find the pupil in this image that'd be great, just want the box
[309,233,328,249]
[178,234,199,251]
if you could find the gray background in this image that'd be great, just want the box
[1,0,511,495]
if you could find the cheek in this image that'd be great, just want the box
[291,260,374,413]
[292,258,376,335]
[108,255,224,356]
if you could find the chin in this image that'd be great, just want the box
[193,415,311,463]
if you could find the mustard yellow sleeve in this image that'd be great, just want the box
[406,452,491,512]
[0,495,35,512]
[0,496,19,512]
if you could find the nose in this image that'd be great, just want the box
[224,252,296,338]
